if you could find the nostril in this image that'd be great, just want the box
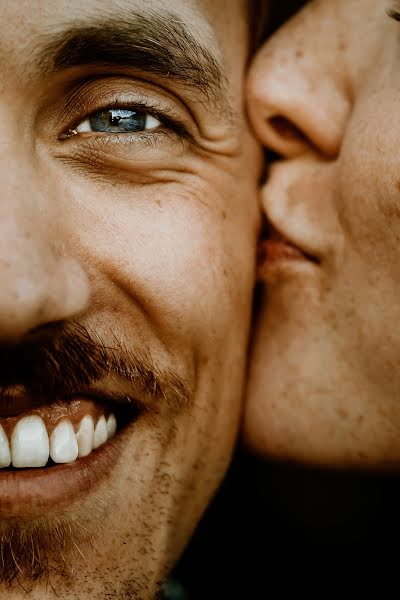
[268,115,307,143]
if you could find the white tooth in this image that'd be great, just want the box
[93,415,108,449]
[76,415,94,458]
[50,420,78,464]
[106,414,117,439]
[0,425,11,468]
[11,415,49,468]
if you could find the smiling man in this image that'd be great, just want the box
[0,1,263,598]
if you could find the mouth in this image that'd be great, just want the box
[0,391,140,517]
[258,222,319,281]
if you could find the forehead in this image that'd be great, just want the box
[1,0,213,31]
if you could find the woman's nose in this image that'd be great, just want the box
[247,9,351,159]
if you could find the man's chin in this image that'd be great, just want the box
[0,510,101,589]
[0,439,122,593]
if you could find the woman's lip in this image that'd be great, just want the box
[257,237,318,282]
[259,238,307,262]
[259,218,321,264]
[0,418,134,518]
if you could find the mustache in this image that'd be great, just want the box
[0,323,106,396]
[0,323,190,410]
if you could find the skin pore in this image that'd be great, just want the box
[246,0,400,469]
[0,1,261,598]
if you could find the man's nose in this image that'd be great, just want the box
[0,154,90,342]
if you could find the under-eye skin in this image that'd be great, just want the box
[55,100,195,176]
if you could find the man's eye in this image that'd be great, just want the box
[76,108,161,134]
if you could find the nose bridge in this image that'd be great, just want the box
[1,137,48,234]
[0,136,90,341]
[0,133,51,264]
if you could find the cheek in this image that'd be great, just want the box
[337,99,400,293]
[61,176,257,350]
[336,82,400,253]
[335,115,400,383]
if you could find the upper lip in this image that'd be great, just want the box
[261,219,319,264]
[0,385,141,418]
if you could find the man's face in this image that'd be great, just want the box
[0,1,261,597]
[246,0,400,468]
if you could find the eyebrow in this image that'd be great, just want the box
[37,9,229,111]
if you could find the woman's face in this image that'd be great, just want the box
[245,0,400,469]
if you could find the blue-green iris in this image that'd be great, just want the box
[89,109,147,133]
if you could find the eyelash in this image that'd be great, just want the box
[388,8,400,21]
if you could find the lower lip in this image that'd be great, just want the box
[0,419,134,518]
[257,239,316,282]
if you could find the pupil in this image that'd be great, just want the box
[89,109,147,133]
[110,115,122,126]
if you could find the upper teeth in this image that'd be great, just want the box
[93,415,108,449]
[0,413,117,469]
[0,423,11,468]
[76,414,94,458]
[50,419,78,464]
[12,415,50,468]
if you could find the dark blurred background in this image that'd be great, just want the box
[268,0,308,35]
[176,449,400,598]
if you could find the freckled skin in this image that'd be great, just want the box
[245,0,400,469]
[0,0,261,597]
